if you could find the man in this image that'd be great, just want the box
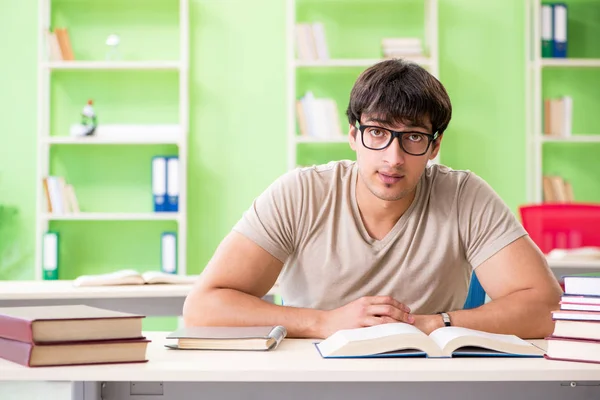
[183,59,562,339]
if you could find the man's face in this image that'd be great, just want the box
[349,114,441,202]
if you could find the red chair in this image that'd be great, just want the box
[519,203,600,255]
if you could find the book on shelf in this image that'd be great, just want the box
[53,27,75,61]
[73,269,198,287]
[42,175,80,214]
[543,96,572,137]
[295,22,329,61]
[542,175,574,203]
[45,30,63,61]
[540,3,567,58]
[315,323,544,358]
[153,155,179,212]
[0,305,149,367]
[166,325,287,351]
[296,91,344,139]
[381,37,424,59]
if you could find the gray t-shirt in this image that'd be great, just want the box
[233,160,527,314]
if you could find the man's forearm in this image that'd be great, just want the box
[182,288,325,338]
[418,288,560,338]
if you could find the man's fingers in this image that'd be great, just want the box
[367,305,412,323]
[362,316,399,327]
[366,296,411,313]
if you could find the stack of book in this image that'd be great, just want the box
[546,274,600,364]
[542,175,574,203]
[294,22,329,61]
[0,305,149,367]
[42,176,80,215]
[381,38,423,59]
[296,91,344,139]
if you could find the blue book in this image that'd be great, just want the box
[166,156,179,212]
[315,323,545,359]
[552,3,567,58]
[152,156,167,212]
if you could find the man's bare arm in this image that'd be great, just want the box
[183,231,413,338]
[414,236,562,338]
[182,231,325,337]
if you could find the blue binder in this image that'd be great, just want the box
[166,156,179,212]
[552,3,567,58]
[152,156,167,212]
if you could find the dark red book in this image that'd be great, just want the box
[0,305,144,343]
[0,336,150,367]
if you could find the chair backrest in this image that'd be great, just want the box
[463,271,486,309]
[519,203,600,254]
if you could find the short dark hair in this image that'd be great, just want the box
[346,59,452,135]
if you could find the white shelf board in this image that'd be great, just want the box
[43,61,182,71]
[296,136,348,144]
[295,57,431,68]
[42,212,180,221]
[541,58,600,68]
[44,136,180,145]
[547,258,600,269]
[540,135,600,143]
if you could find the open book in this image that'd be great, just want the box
[316,323,544,358]
[73,269,198,287]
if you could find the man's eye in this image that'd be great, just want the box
[407,134,425,142]
[368,129,385,137]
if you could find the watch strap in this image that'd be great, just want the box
[439,312,451,327]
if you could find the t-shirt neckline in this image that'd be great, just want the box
[350,162,422,251]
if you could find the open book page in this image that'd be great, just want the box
[428,327,545,357]
[316,322,443,358]
[141,271,198,284]
[73,270,145,287]
[73,270,199,287]
[547,247,600,261]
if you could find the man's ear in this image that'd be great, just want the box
[348,124,358,150]
[429,133,443,160]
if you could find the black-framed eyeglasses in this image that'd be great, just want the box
[357,124,439,156]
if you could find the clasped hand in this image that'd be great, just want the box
[318,295,414,338]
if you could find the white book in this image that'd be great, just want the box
[295,23,317,60]
[311,22,329,60]
[73,269,198,287]
[562,95,572,137]
[316,323,544,358]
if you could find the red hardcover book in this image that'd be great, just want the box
[0,336,150,367]
[0,305,144,343]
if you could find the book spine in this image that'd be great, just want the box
[0,316,34,344]
[0,337,33,367]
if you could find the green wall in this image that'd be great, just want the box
[0,0,530,283]
[7,0,598,324]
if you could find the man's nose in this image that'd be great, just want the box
[382,137,406,167]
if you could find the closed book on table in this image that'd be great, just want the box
[166,325,287,351]
[0,305,144,343]
[0,336,149,367]
[545,336,600,364]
